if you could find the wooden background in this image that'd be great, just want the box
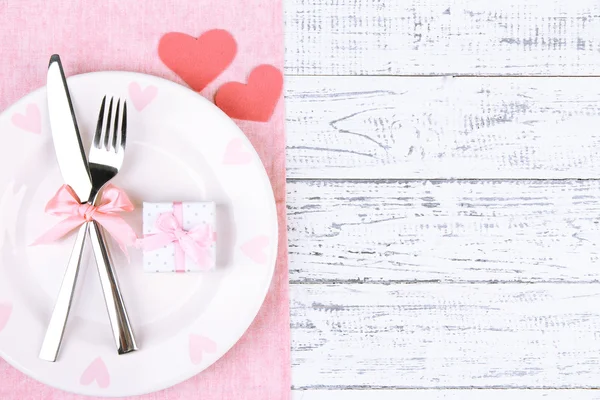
[285,1,600,398]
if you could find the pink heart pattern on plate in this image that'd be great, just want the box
[241,235,269,264]
[223,138,252,165]
[0,303,12,332]
[189,334,217,364]
[11,104,41,134]
[129,82,158,111]
[80,357,110,388]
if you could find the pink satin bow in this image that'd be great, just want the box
[139,212,214,268]
[33,184,137,252]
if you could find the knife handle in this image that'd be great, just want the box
[39,224,88,362]
[88,221,138,354]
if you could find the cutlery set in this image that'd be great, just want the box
[39,55,137,362]
[0,45,278,395]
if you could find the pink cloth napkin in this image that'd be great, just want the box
[0,1,289,399]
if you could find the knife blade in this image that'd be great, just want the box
[39,54,92,362]
[46,54,92,201]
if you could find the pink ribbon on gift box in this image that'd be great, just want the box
[33,184,137,253]
[138,202,215,272]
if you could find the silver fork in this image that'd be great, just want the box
[87,96,137,354]
[39,97,137,361]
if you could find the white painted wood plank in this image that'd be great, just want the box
[290,283,600,389]
[284,0,600,76]
[292,389,600,400]
[288,179,600,283]
[286,76,600,179]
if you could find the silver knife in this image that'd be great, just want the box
[39,55,136,361]
[39,55,94,362]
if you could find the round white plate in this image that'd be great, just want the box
[0,72,278,397]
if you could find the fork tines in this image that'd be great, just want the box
[94,96,127,153]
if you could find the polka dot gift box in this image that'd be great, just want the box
[141,202,216,272]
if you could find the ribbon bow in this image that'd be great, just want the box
[139,212,214,267]
[33,184,137,252]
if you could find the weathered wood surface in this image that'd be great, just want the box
[284,0,600,76]
[287,179,600,283]
[290,284,600,389]
[285,76,600,179]
[282,0,600,395]
[292,389,600,400]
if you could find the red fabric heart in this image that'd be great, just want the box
[158,30,237,92]
[214,64,283,122]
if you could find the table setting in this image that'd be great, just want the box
[0,1,288,399]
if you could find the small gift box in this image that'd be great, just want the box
[142,202,216,272]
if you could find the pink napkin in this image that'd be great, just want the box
[0,1,289,399]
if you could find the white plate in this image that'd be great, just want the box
[0,72,278,397]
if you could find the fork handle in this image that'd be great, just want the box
[39,224,88,362]
[88,221,138,354]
